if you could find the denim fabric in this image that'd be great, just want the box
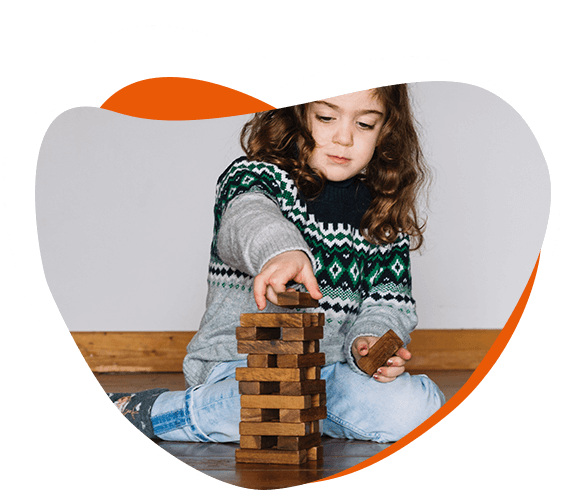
[151,359,445,443]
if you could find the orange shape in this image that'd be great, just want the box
[101,77,274,120]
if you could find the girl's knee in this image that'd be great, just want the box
[380,374,445,441]
[325,372,445,442]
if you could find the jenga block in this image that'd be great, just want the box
[304,366,321,380]
[240,313,324,328]
[281,326,324,341]
[276,290,320,308]
[277,432,322,451]
[280,405,327,423]
[240,408,279,422]
[237,340,318,355]
[311,393,326,407]
[277,352,325,368]
[238,381,279,395]
[280,380,326,395]
[310,421,320,433]
[236,327,280,340]
[240,394,312,409]
[307,445,324,461]
[239,435,278,449]
[247,354,277,368]
[235,448,307,465]
[236,367,307,382]
[357,330,404,375]
[240,421,314,436]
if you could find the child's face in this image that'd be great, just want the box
[306,90,385,182]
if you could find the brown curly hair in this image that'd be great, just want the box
[240,85,430,250]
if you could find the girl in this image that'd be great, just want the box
[109,86,445,443]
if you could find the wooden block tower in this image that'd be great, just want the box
[235,290,326,465]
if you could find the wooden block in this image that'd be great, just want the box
[311,393,326,407]
[235,445,324,465]
[236,327,280,340]
[235,448,307,465]
[357,330,404,375]
[307,445,324,461]
[280,405,327,423]
[240,408,279,422]
[240,394,312,409]
[238,381,279,395]
[277,352,325,368]
[277,432,322,451]
[280,379,326,395]
[276,290,320,309]
[281,326,324,341]
[236,367,306,382]
[247,354,277,368]
[240,421,311,436]
[240,313,324,328]
[237,340,317,355]
[304,366,321,380]
[239,435,278,449]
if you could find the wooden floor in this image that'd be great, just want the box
[96,370,472,490]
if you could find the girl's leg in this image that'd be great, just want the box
[321,362,445,443]
[150,359,246,442]
[149,359,444,443]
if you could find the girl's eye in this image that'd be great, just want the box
[358,122,375,130]
[316,115,334,123]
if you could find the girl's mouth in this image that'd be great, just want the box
[328,155,350,165]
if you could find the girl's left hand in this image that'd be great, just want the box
[352,336,412,383]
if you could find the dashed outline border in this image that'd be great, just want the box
[2,25,561,488]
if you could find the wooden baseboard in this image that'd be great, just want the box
[71,331,195,373]
[71,329,500,374]
[407,330,500,370]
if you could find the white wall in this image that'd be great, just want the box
[36,110,251,330]
[35,82,550,331]
[410,82,549,328]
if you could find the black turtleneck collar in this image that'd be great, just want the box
[326,177,356,189]
[302,176,372,229]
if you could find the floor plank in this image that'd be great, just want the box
[96,369,472,490]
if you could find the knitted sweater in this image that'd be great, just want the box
[182,157,418,387]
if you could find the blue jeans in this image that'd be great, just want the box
[151,360,445,443]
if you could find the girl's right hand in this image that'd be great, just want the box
[352,336,412,382]
[253,250,322,310]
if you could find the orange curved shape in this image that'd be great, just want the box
[101,78,540,483]
[101,77,274,119]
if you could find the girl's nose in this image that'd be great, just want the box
[332,124,354,147]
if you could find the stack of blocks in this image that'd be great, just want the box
[235,290,326,465]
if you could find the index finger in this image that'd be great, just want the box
[293,264,322,300]
[253,273,268,311]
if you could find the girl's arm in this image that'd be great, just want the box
[217,192,321,308]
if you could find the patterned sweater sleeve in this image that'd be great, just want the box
[213,158,317,277]
[217,193,316,276]
[343,234,418,376]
